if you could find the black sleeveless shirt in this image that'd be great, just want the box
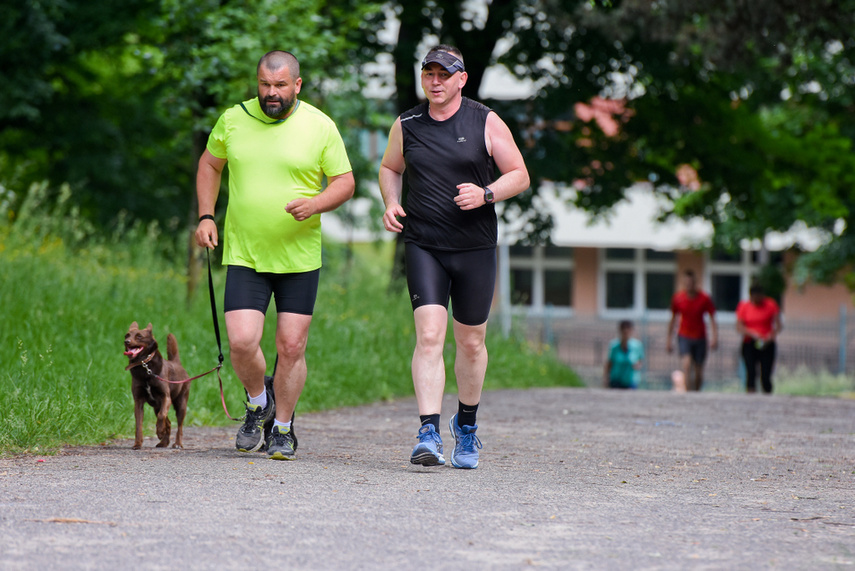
[401,97,497,251]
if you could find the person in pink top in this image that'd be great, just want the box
[667,270,718,391]
[736,284,783,393]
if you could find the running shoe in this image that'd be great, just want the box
[448,413,482,469]
[267,425,296,461]
[235,392,275,453]
[410,423,445,466]
[259,376,298,452]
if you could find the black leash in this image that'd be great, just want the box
[206,248,242,422]
[206,247,225,367]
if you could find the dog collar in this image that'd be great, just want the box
[126,351,156,371]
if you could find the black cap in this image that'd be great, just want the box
[421,51,465,74]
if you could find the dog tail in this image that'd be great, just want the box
[167,333,180,363]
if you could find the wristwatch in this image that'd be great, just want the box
[484,186,494,204]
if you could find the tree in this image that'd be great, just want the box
[0,0,387,230]
[579,0,855,286]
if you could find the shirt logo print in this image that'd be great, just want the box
[457,137,466,143]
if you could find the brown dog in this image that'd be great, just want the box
[124,322,191,449]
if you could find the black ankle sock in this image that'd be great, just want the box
[457,401,479,428]
[420,414,441,431]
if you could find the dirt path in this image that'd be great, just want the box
[1,388,853,570]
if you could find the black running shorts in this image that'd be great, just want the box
[224,265,320,315]
[405,242,496,326]
[678,335,708,365]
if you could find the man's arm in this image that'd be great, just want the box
[454,111,530,210]
[285,171,355,221]
[708,314,719,350]
[195,149,227,249]
[379,118,407,233]
[666,311,677,353]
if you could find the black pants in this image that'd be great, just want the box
[741,340,776,393]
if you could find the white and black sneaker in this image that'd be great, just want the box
[235,392,275,453]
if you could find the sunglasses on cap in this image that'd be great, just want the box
[421,51,465,74]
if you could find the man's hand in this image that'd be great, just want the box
[195,219,218,249]
[382,204,406,233]
[666,338,673,354]
[454,183,488,210]
[285,198,316,221]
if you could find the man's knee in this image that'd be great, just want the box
[228,334,259,357]
[276,335,308,361]
[454,324,487,359]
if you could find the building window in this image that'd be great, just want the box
[600,248,676,315]
[545,269,573,306]
[707,250,758,313]
[606,271,635,309]
[508,245,573,312]
[711,273,742,312]
[606,248,635,260]
[511,268,533,306]
[646,272,674,310]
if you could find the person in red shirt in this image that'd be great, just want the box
[736,284,783,393]
[667,270,718,391]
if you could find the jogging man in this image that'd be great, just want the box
[195,50,354,460]
[379,44,530,469]
[666,269,718,391]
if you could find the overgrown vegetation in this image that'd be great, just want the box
[0,188,581,454]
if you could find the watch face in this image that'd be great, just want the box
[485,188,494,203]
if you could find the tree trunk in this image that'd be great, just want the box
[186,128,208,303]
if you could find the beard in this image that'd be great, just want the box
[259,90,296,119]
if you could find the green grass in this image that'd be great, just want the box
[774,367,855,398]
[0,189,581,454]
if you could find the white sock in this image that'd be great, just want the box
[248,389,267,409]
[273,419,291,431]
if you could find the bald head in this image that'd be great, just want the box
[257,50,300,80]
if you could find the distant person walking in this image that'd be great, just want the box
[604,320,645,389]
[736,284,782,394]
[666,270,718,391]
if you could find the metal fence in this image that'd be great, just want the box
[509,306,855,390]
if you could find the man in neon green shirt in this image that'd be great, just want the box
[195,50,354,460]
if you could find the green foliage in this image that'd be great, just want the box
[545,0,855,286]
[774,367,855,399]
[0,0,388,229]
[0,190,581,454]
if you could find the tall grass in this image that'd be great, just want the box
[0,184,581,453]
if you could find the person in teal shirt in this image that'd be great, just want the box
[604,320,645,389]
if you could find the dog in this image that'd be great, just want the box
[124,322,191,449]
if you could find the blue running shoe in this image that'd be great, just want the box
[410,423,445,466]
[449,414,482,469]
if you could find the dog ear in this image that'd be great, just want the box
[130,321,139,330]
[145,323,153,332]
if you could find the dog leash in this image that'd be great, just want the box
[129,249,242,422]
[204,247,243,422]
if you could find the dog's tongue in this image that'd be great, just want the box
[124,346,143,358]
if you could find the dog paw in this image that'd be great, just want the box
[132,444,142,450]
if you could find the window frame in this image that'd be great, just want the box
[598,248,676,320]
[507,245,574,317]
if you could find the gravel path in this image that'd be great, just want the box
[1,388,854,570]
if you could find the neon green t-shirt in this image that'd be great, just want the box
[207,98,352,273]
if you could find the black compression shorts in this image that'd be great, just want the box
[405,242,496,326]
[224,265,319,315]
